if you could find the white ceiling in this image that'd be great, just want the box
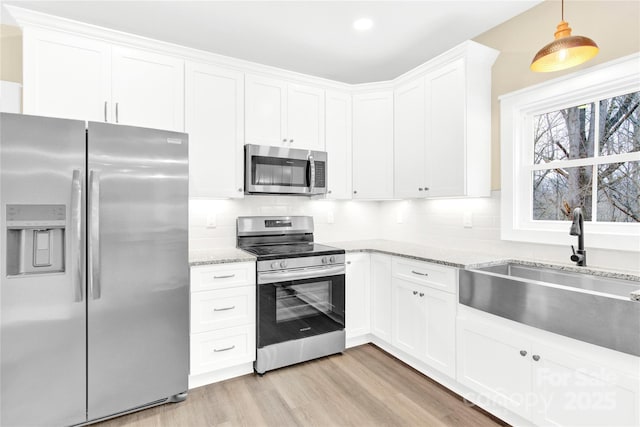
[3,1,542,84]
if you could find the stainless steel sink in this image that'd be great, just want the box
[459,262,640,356]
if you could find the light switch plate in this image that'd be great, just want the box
[206,214,217,228]
[463,211,473,228]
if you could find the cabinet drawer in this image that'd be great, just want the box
[190,324,256,375]
[191,286,255,333]
[191,262,255,292]
[392,257,456,293]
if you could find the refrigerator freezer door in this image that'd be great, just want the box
[86,122,189,421]
[0,113,87,426]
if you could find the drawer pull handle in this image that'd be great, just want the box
[214,274,235,279]
[213,345,236,353]
[411,270,428,276]
[213,306,235,312]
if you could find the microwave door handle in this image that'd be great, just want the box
[308,154,315,192]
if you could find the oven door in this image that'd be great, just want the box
[257,267,345,348]
[245,144,326,195]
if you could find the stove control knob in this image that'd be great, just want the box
[329,256,336,264]
[280,261,287,269]
[322,257,328,264]
[271,262,279,269]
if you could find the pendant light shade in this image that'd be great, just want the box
[530,0,599,72]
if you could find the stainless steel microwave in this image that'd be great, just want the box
[244,144,327,196]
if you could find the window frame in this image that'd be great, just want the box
[500,53,640,251]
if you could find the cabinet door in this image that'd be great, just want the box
[457,312,532,419]
[391,278,425,358]
[185,62,244,198]
[245,74,287,146]
[424,59,465,197]
[532,341,640,427]
[352,92,394,199]
[370,254,392,342]
[394,77,426,198]
[325,91,352,199]
[287,84,325,150]
[345,253,370,340]
[423,287,456,378]
[111,46,184,131]
[22,27,111,121]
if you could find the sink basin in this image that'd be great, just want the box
[459,262,640,356]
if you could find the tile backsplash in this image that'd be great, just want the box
[190,191,639,274]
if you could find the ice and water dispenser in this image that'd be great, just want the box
[6,204,66,276]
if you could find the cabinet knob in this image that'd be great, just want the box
[238,188,242,192]
[413,290,418,295]
[282,138,287,142]
[419,292,424,297]
[346,261,351,265]
[327,190,332,194]
[289,139,294,143]
[353,190,358,194]
[424,187,429,191]
[519,350,527,357]
[418,188,423,191]
[532,355,541,362]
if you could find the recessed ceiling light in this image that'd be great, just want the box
[353,18,373,31]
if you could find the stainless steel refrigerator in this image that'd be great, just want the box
[0,113,189,426]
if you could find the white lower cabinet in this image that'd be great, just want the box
[391,257,456,378]
[457,307,640,427]
[345,253,370,342]
[370,253,392,342]
[189,262,256,388]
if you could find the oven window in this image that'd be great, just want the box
[252,156,308,187]
[276,281,332,323]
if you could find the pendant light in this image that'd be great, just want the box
[530,0,599,72]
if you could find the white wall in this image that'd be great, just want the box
[190,192,638,274]
[377,191,640,275]
[189,197,383,250]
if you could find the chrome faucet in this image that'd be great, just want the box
[569,207,587,267]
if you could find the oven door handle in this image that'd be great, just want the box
[258,265,345,284]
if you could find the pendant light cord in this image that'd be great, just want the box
[561,0,564,21]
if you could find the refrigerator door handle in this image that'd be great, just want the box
[71,169,84,302]
[88,170,101,299]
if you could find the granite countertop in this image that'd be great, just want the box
[189,248,255,266]
[189,239,640,283]
[324,239,640,282]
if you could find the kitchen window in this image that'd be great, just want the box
[500,54,640,251]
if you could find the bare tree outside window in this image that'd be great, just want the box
[532,91,640,223]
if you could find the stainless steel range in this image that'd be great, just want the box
[237,216,346,374]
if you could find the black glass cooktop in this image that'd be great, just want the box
[242,243,344,260]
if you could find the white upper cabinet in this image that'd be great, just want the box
[352,91,394,199]
[394,78,426,198]
[287,84,325,150]
[22,27,184,132]
[324,90,352,199]
[245,74,325,150]
[22,27,111,122]
[245,75,287,146]
[423,59,466,197]
[111,46,184,131]
[393,41,498,198]
[185,61,244,199]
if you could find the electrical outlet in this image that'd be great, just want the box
[463,211,473,228]
[206,214,217,228]
[327,210,334,224]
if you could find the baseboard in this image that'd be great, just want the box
[188,363,254,389]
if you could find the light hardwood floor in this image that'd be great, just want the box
[97,344,508,427]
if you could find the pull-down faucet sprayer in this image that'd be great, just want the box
[569,207,587,267]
